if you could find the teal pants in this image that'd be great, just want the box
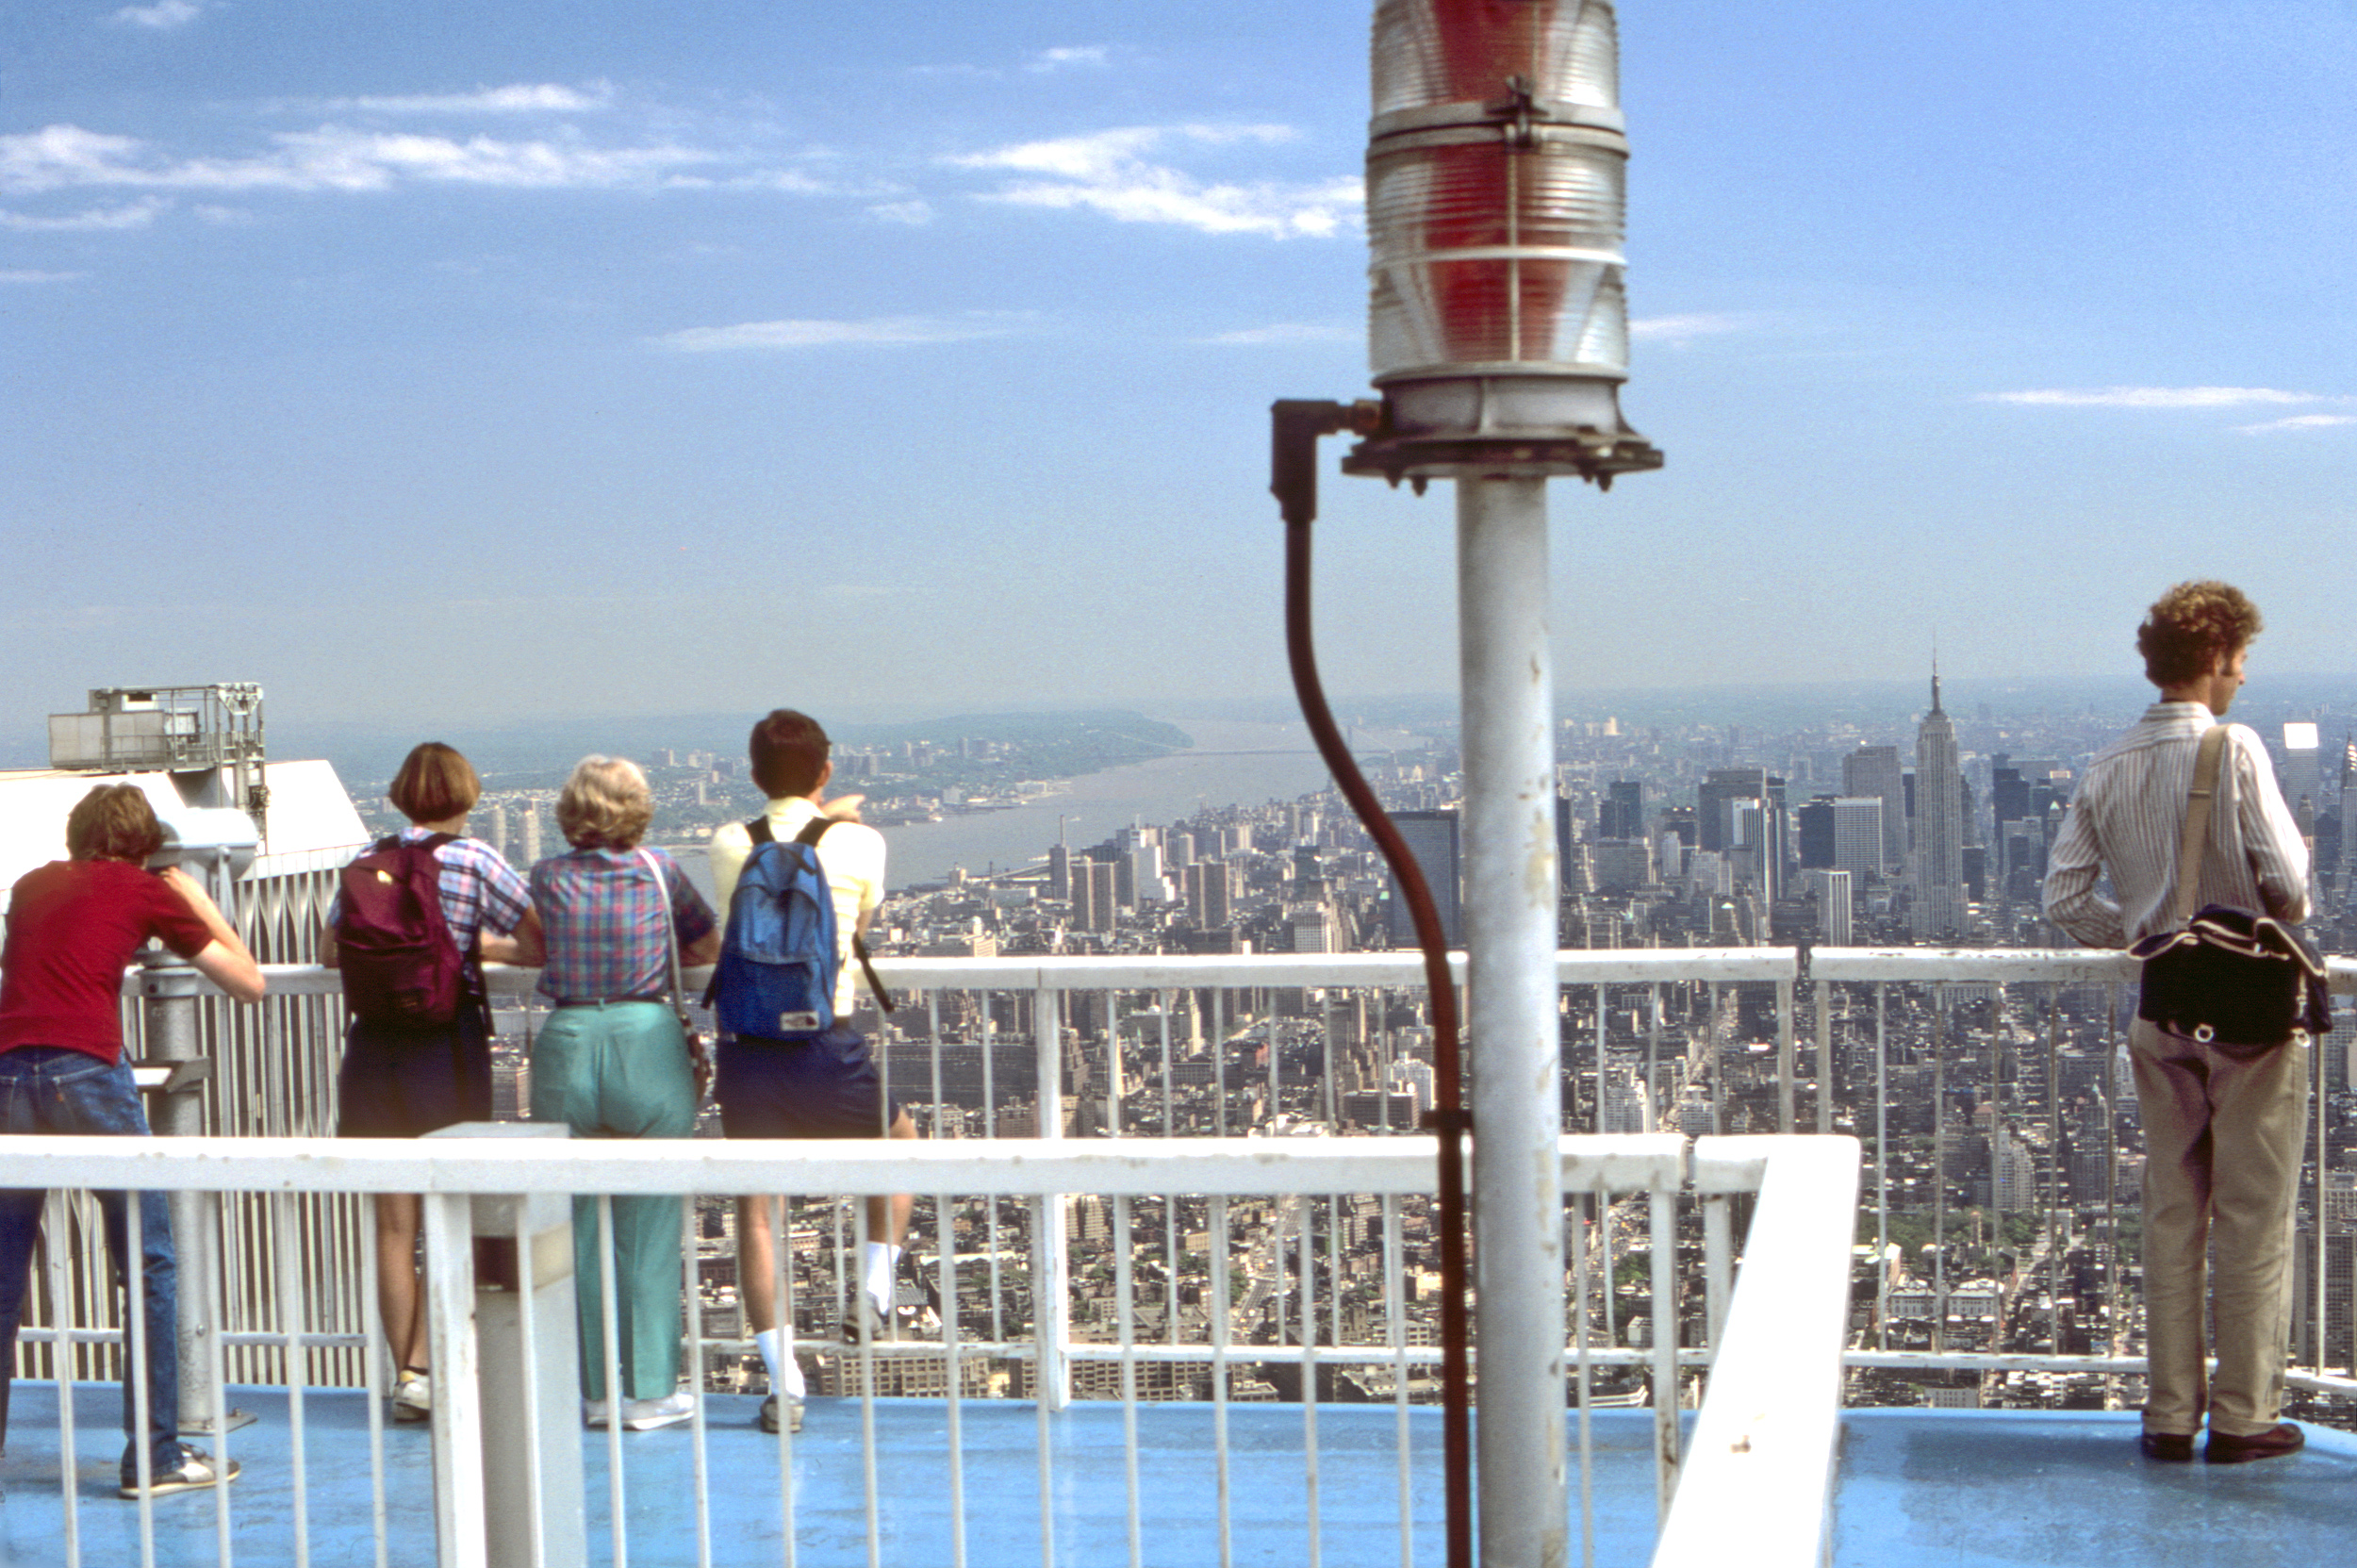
[530,1001,697,1402]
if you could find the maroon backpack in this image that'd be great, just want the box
[336,834,472,1027]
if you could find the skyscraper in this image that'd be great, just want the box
[1912,672,1967,939]
[1697,767,1767,851]
[1842,744,1906,870]
[1388,810,1462,948]
[1599,780,1644,840]
[1804,867,1854,945]
[2283,722,2322,820]
[1831,798,1884,885]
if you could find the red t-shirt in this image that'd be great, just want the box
[0,860,215,1064]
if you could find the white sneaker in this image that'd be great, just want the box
[621,1393,695,1431]
[392,1369,431,1424]
[585,1392,695,1430]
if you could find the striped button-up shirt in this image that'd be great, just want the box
[531,847,716,1004]
[2044,701,2309,949]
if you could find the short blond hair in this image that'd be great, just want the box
[555,755,652,850]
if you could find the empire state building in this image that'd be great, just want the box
[1913,670,1968,939]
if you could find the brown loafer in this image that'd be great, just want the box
[2205,1423,2303,1464]
[2139,1431,2194,1462]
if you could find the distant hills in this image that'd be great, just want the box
[266,709,1194,793]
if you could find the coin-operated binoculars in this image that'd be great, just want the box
[140,803,261,1434]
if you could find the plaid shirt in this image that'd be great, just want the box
[531,847,715,1004]
[328,828,532,952]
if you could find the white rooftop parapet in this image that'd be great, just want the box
[1656,1136,1861,1568]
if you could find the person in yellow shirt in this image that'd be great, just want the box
[707,710,915,1435]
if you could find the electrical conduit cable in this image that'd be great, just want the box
[1270,399,1472,1568]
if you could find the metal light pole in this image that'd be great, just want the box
[1343,6,1661,1564]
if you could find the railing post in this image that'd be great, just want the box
[1775,977,1796,1134]
[1812,979,1833,1136]
[1648,1184,1681,1515]
[1456,475,1566,1568]
[1033,982,1070,1409]
[427,1124,585,1568]
[423,1190,488,1568]
[137,950,245,1434]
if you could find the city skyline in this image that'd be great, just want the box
[8,2,2357,740]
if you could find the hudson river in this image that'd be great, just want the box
[676,716,1413,898]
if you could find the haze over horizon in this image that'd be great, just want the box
[8,2,2354,740]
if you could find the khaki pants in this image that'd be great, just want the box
[2130,1016,2308,1438]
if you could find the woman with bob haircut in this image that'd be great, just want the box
[322,741,542,1425]
[0,784,264,1496]
[528,755,718,1430]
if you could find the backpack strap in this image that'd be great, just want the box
[794,817,897,1015]
[416,832,490,1015]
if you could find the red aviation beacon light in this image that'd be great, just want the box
[1268,8,1667,1564]
[1346,0,1660,486]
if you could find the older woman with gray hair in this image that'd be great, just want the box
[528,755,718,1430]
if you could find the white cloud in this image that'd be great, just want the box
[2236,413,2357,434]
[0,122,717,195]
[191,203,253,224]
[952,124,1360,239]
[651,315,1021,352]
[866,200,933,225]
[1983,386,2324,408]
[321,83,616,116]
[1628,312,1754,343]
[1203,321,1356,345]
[109,0,202,29]
[0,195,168,229]
[0,268,83,283]
[1027,46,1110,73]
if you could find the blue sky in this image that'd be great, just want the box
[5,1,2354,744]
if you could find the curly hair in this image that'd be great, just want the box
[2136,580,2263,687]
[555,755,653,850]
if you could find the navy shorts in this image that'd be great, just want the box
[715,1026,901,1139]
[337,1006,492,1138]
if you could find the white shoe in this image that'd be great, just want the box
[621,1392,696,1430]
[392,1369,431,1424]
[585,1392,696,1430]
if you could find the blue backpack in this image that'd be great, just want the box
[712,817,893,1040]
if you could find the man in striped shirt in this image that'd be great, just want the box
[2044,581,2311,1465]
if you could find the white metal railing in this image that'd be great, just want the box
[16,942,2351,1560]
[0,1131,1854,1568]
[78,945,2357,1412]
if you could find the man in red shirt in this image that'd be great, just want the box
[0,784,264,1497]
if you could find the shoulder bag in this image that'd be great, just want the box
[2131,724,2330,1056]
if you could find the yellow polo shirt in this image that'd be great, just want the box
[709,797,886,1020]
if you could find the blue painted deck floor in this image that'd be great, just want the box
[0,1384,2351,1566]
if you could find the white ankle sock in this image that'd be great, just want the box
[863,1242,901,1312]
[754,1327,804,1399]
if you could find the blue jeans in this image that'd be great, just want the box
[0,1048,182,1482]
